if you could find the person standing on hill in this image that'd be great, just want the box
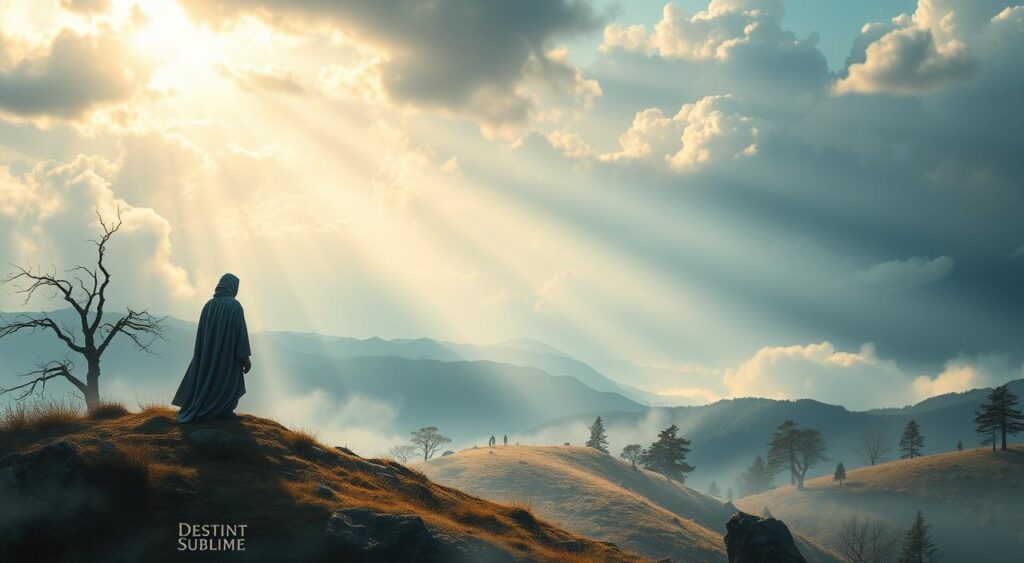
[173,273,252,423]
[503,435,508,446]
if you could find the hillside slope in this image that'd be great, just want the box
[0,406,639,563]
[421,445,838,562]
[736,447,1024,561]
[530,383,1024,491]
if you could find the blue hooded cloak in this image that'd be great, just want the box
[172,273,251,423]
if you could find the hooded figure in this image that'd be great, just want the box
[173,273,252,423]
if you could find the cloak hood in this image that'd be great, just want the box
[214,273,240,298]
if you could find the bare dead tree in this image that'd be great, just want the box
[385,444,418,463]
[854,429,890,466]
[832,514,898,563]
[410,426,452,462]
[0,209,165,411]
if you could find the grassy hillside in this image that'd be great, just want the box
[736,447,1024,561]
[529,383,1024,491]
[0,403,638,562]
[422,445,839,562]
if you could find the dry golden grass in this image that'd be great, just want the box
[0,408,639,562]
[89,400,130,419]
[736,447,1024,561]
[421,444,730,562]
[0,396,83,434]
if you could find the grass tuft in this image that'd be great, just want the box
[0,397,83,433]
[284,427,321,452]
[89,400,130,420]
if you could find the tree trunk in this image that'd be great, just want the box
[84,357,101,412]
[1001,423,1007,451]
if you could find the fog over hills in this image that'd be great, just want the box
[737,447,1024,561]
[2,310,1020,470]
[421,444,840,562]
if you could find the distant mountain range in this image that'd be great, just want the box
[2,309,1020,467]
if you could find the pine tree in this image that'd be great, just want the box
[708,480,720,497]
[898,511,938,563]
[899,419,925,459]
[640,424,695,483]
[739,454,774,496]
[833,462,846,486]
[761,505,773,518]
[974,384,1024,451]
[767,420,827,490]
[585,416,609,453]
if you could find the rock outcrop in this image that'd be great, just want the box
[724,511,807,563]
[325,507,508,562]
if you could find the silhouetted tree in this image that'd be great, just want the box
[0,210,165,412]
[767,420,827,490]
[898,511,938,563]
[739,454,774,496]
[410,426,452,461]
[956,439,963,451]
[708,480,720,497]
[761,506,773,518]
[899,420,925,459]
[855,429,890,466]
[386,444,417,463]
[974,384,1024,451]
[833,462,846,486]
[586,416,609,453]
[726,487,734,501]
[620,444,643,469]
[640,424,695,483]
[833,515,898,563]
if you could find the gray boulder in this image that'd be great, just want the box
[325,507,508,562]
[725,511,806,563]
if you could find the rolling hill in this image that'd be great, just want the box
[420,445,839,562]
[0,405,639,562]
[528,382,1024,491]
[736,447,1024,561]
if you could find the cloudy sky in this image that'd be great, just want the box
[0,0,1022,410]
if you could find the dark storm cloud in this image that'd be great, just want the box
[180,0,601,126]
[0,30,148,120]
[528,1,1024,370]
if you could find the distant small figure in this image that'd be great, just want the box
[957,439,963,451]
[172,273,252,423]
[503,434,508,446]
[489,435,495,447]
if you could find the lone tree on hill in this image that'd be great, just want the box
[708,480,720,497]
[899,419,925,459]
[410,426,452,461]
[766,420,827,490]
[855,429,890,466]
[833,462,846,486]
[620,444,643,469]
[974,384,1024,451]
[739,454,774,496]
[586,416,609,453]
[0,210,165,412]
[641,424,695,483]
[898,511,938,563]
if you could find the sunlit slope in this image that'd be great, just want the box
[736,447,1024,561]
[422,445,839,562]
